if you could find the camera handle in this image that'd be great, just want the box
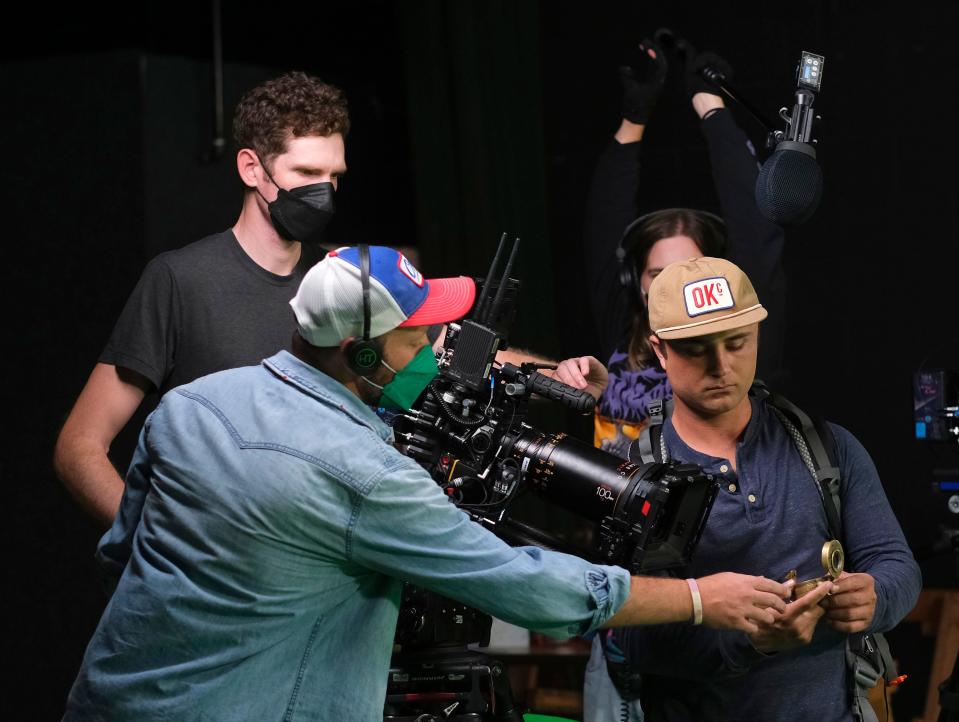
[498,362,596,414]
[528,371,596,414]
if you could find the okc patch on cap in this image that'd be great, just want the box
[683,277,734,317]
[648,257,766,339]
[398,254,424,287]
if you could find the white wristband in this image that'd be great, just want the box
[686,578,703,626]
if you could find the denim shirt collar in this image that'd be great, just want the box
[262,350,393,442]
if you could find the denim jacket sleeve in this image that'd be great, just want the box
[346,452,632,639]
[95,412,157,577]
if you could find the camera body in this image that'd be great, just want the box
[398,343,718,577]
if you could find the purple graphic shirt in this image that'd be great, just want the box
[595,347,671,458]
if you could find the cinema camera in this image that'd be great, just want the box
[383,236,719,722]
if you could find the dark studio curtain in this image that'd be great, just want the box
[398,0,558,356]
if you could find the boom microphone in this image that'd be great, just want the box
[754,52,825,226]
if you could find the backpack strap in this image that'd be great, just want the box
[750,378,770,401]
[762,387,843,540]
[761,386,898,709]
[846,631,897,720]
[631,398,671,464]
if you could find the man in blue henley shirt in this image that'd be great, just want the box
[63,246,793,721]
[616,257,921,721]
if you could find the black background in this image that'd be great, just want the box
[4,1,958,719]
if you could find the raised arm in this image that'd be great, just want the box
[690,52,787,381]
[583,41,666,362]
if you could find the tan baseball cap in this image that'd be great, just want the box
[647,257,767,339]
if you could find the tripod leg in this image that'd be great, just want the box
[931,592,959,722]
[490,660,525,722]
[939,647,959,722]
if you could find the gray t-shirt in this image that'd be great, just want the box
[100,230,323,394]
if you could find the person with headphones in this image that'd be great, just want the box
[64,245,795,721]
[552,36,788,722]
[557,36,786,459]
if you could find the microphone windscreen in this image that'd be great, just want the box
[755,142,823,226]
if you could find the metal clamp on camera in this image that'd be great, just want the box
[383,235,719,722]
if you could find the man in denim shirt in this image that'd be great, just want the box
[617,257,921,721]
[64,246,793,722]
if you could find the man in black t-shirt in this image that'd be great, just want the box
[54,72,349,527]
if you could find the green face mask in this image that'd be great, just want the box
[378,344,439,411]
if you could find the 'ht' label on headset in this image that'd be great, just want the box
[683,277,734,317]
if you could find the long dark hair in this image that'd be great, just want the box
[622,209,725,369]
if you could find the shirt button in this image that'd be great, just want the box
[719,464,729,473]
[728,483,738,493]
[748,494,757,503]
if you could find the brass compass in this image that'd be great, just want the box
[784,539,844,599]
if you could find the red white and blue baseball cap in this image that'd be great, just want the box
[290,246,476,346]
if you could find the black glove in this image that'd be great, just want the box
[685,51,733,101]
[618,38,667,125]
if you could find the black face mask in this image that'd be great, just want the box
[259,162,335,244]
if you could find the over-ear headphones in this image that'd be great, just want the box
[616,208,726,309]
[345,244,384,376]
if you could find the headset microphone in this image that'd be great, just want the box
[345,244,383,376]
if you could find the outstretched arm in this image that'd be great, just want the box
[605,572,789,633]
[351,450,789,639]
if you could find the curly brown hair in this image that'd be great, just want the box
[232,71,350,167]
